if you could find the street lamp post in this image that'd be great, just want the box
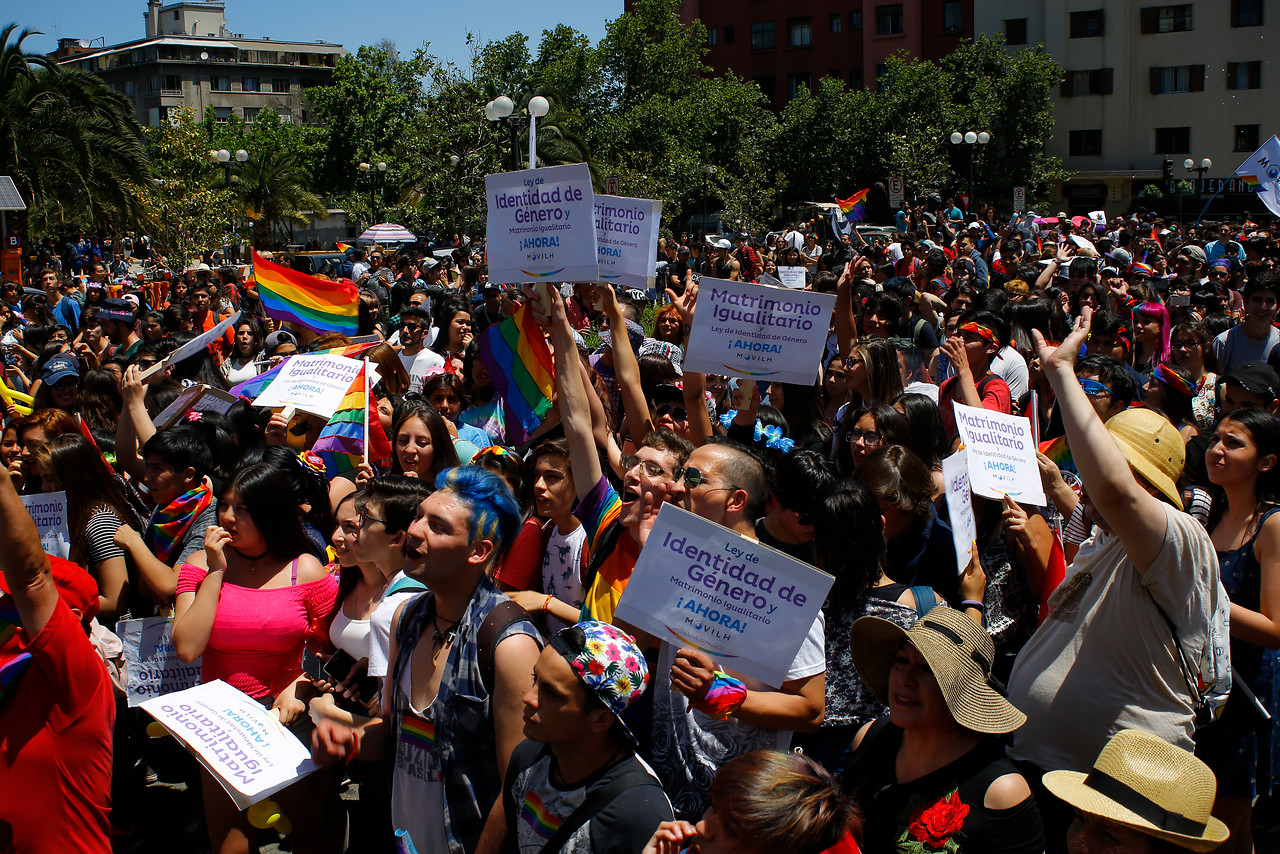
[484,96,549,170]
[1184,157,1212,222]
[949,131,990,213]
[208,147,248,188]
[359,160,388,224]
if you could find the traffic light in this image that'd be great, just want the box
[1162,159,1174,182]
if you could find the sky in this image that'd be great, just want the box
[19,0,622,67]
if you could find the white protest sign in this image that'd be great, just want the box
[485,163,598,284]
[951,401,1046,506]
[776,266,807,289]
[141,311,240,379]
[119,617,203,707]
[140,680,319,810]
[942,449,978,576]
[614,504,833,687]
[251,354,364,419]
[683,278,836,385]
[595,196,662,287]
[20,491,70,559]
[153,384,240,429]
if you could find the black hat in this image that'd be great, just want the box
[1224,361,1279,399]
[97,298,136,324]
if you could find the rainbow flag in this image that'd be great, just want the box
[336,241,352,252]
[251,251,358,336]
[1040,436,1078,478]
[399,711,436,752]
[479,304,555,446]
[518,791,562,841]
[1239,175,1263,191]
[312,363,392,476]
[835,189,869,222]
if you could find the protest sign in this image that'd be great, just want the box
[682,278,836,385]
[614,504,833,687]
[119,617,202,707]
[251,354,364,419]
[951,401,1046,505]
[595,196,662,287]
[20,491,70,558]
[485,163,599,284]
[777,266,807,289]
[153,384,240,429]
[141,311,240,379]
[941,449,978,576]
[140,680,319,810]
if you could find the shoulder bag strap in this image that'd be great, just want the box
[478,598,534,696]
[537,771,660,854]
[908,585,939,620]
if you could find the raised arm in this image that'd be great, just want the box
[1032,308,1169,570]
[599,284,654,442]
[0,461,57,635]
[540,285,603,499]
[115,365,153,481]
[833,263,859,358]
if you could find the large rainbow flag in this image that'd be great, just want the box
[312,362,393,476]
[479,304,555,446]
[251,251,359,336]
[836,189,869,222]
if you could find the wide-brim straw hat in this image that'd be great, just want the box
[1043,729,1229,852]
[849,607,1026,735]
[1105,408,1184,509]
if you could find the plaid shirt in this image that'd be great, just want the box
[392,577,541,854]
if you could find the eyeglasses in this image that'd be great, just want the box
[846,429,884,447]
[1171,339,1201,351]
[401,322,422,331]
[678,465,734,491]
[356,503,386,528]
[620,453,675,480]
[1078,378,1117,399]
[656,403,688,421]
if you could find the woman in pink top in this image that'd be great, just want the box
[173,463,339,854]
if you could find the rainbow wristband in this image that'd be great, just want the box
[690,671,747,720]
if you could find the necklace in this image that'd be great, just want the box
[431,612,462,656]
[230,545,270,562]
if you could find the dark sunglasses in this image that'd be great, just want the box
[656,403,688,421]
[678,465,733,491]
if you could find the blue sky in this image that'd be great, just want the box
[18,1,621,66]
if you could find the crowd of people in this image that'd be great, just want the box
[3,204,1280,854]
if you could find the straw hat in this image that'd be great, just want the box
[1042,729,1229,851]
[1104,408,1184,509]
[849,607,1026,734]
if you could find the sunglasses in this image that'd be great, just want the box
[656,403,688,421]
[401,322,423,331]
[846,429,884,447]
[620,453,675,480]
[678,465,734,491]
[1079,377,1117,398]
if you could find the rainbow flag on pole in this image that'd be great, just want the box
[312,362,392,476]
[251,251,359,336]
[479,304,555,445]
[336,242,352,253]
[835,189,869,222]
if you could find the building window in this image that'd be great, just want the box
[214,107,233,124]
[754,75,777,103]
[943,1,963,33]
[173,9,179,19]
[829,68,842,80]
[242,77,260,92]
[789,71,813,98]
[123,80,134,95]
[211,76,231,92]
[1227,61,1263,89]
[1155,126,1191,153]
[1069,9,1105,38]
[1062,68,1115,96]
[724,25,735,44]
[876,4,904,35]
[876,63,889,88]
[1140,5,1193,33]
[1236,124,1262,151]
[830,13,842,34]
[164,74,181,91]
[707,27,717,46]
[850,11,862,31]
[751,21,776,50]
[1069,129,1103,156]
[1005,18,1028,44]
[243,107,261,123]
[1149,65,1205,93]
[272,78,291,93]
[276,108,294,124]
[789,17,813,47]
[1233,0,1264,27]
[851,66,864,90]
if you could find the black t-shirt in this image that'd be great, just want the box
[502,740,673,854]
[754,517,815,565]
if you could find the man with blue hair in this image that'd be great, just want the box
[312,467,543,854]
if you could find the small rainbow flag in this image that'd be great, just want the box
[1039,436,1078,478]
[336,242,352,252]
[836,189,869,222]
[312,363,392,476]
[1239,175,1263,191]
[479,304,555,446]
[252,251,358,336]
[399,711,436,752]
[518,791,562,840]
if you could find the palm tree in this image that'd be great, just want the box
[0,25,152,231]
[236,146,325,248]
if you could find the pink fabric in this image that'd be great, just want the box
[176,563,338,700]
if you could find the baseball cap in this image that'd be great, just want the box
[1108,247,1132,268]
[0,553,101,624]
[1223,361,1280,399]
[1177,245,1208,264]
[548,621,649,745]
[715,238,732,250]
[265,330,298,352]
[421,257,440,270]
[41,355,80,386]
[97,298,135,324]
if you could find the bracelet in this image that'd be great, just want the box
[542,593,553,612]
[960,599,986,615]
[347,729,360,762]
[690,671,747,720]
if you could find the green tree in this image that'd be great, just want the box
[0,24,152,232]
[237,146,326,248]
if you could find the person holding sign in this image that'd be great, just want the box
[0,464,115,854]
[937,309,1012,445]
[1006,307,1230,850]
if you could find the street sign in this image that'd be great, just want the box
[960,193,971,210]
[887,176,904,206]
[605,176,620,196]
[5,233,18,248]
[1013,186,1026,212]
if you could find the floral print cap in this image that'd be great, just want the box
[549,621,649,733]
